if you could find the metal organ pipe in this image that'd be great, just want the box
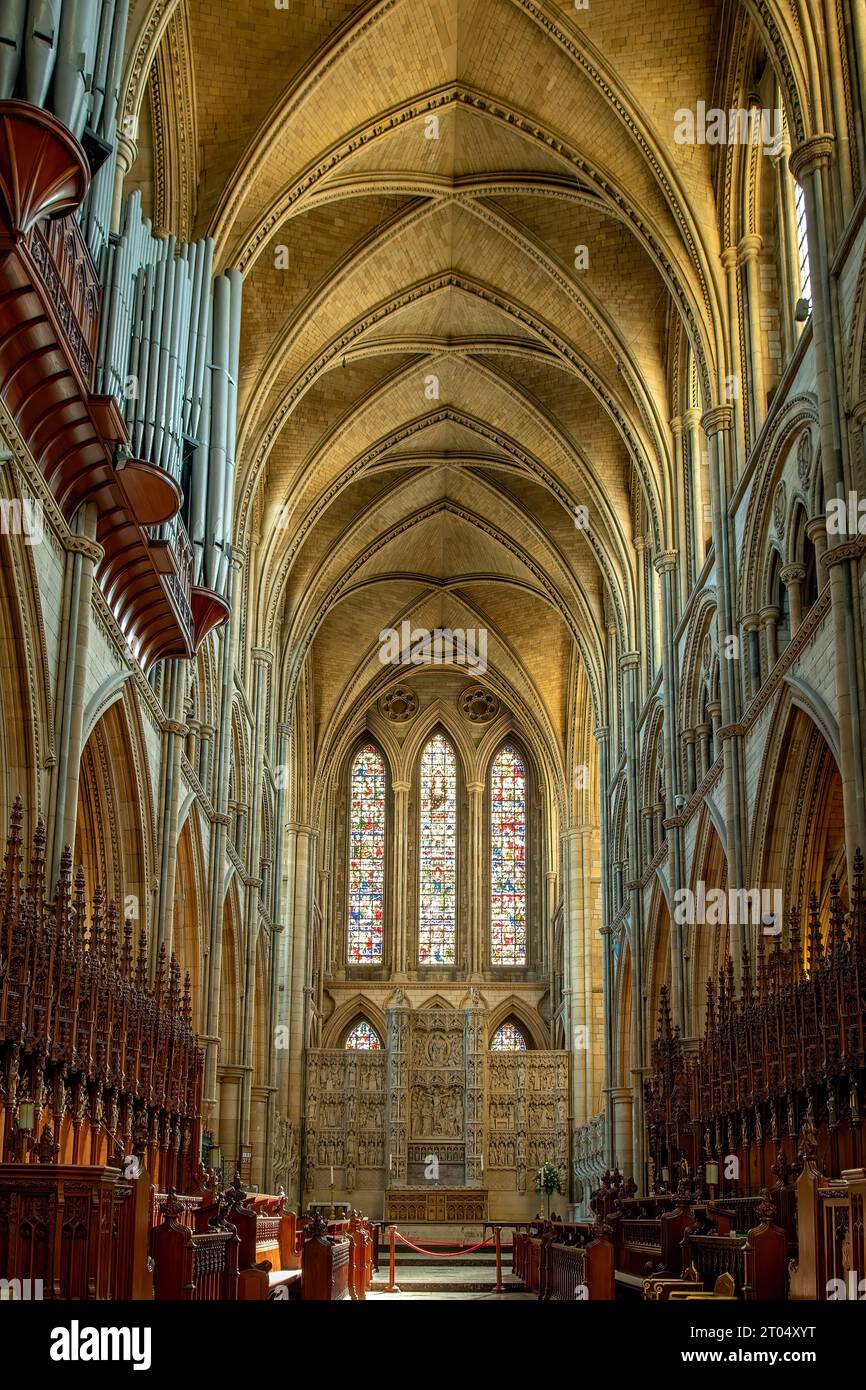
[221,268,243,594]
[88,0,115,134]
[54,0,100,139]
[92,193,244,601]
[0,2,27,100]
[189,310,213,586]
[24,0,60,107]
[205,274,230,595]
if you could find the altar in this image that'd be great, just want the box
[384,1188,488,1223]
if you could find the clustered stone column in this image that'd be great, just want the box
[790,133,866,865]
[47,506,103,889]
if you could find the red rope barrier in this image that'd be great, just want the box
[394,1232,494,1258]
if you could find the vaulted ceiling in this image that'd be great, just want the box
[125,0,808,791]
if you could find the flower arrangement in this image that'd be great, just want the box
[535,1159,564,1217]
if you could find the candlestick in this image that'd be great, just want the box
[330,1165,334,1185]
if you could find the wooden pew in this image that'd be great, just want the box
[152,1190,241,1300]
[542,1218,615,1300]
[789,1147,866,1300]
[301,1212,352,1300]
[347,1212,373,1299]
[191,1175,302,1301]
[681,1193,788,1300]
[0,1162,152,1300]
[609,1194,693,1277]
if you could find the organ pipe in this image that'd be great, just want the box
[24,0,61,108]
[95,195,243,600]
[5,0,241,629]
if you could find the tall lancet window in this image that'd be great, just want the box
[348,743,386,964]
[490,744,527,965]
[418,733,457,965]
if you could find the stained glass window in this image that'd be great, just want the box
[345,1020,382,1051]
[418,733,457,965]
[348,743,386,964]
[490,744,527,965]
[491,1021,527,1052]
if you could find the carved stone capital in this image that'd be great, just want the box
[654,549,678,575]
[789,134,835,184]
[779,564,806,586]
[823,539,865,569]
[737,233,763,263]
[717,723,745,741]
[66,536,104,565]
[701,405,734,438]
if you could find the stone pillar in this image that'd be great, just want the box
[285,824,316,1203]
[773,136,799,356]
[266,722,291,1193]
[760,605,780,670]
[390,781,410,974]
[738,233,767,441]
[237,649,272,1161]
[610,1087,634,1183]
[564,825,599,1131]
[707,700,722,764]
[701,405,747,972]
[655,548,686,1032]
[780,564,806,634]
[720,245,747,460]
[619,650,646,1190]
[695,723,711,781]
[595,725,616,1165]
[203,557,241,1141]
[154,661,189,960]
[466,781,485,975]
[805,515,828,590]
[48,507,103,890]
[669,417,690,610]
[683,407,708,564]
[683,730,697,794]
[791,134,866,867]
[742,615,762,701]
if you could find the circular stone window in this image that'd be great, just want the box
[378,685,419,722]
[460,686,499,723]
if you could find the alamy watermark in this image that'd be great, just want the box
[378,620,487,675]
[674,103,783,158]
[0,498,43,546]
[674,881,783,928]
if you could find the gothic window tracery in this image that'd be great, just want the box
[345,1020,382,1051]
[418,733,457,965]
[490,743,527,965]
[491,1020,527,1051]
[348,742,386,964]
